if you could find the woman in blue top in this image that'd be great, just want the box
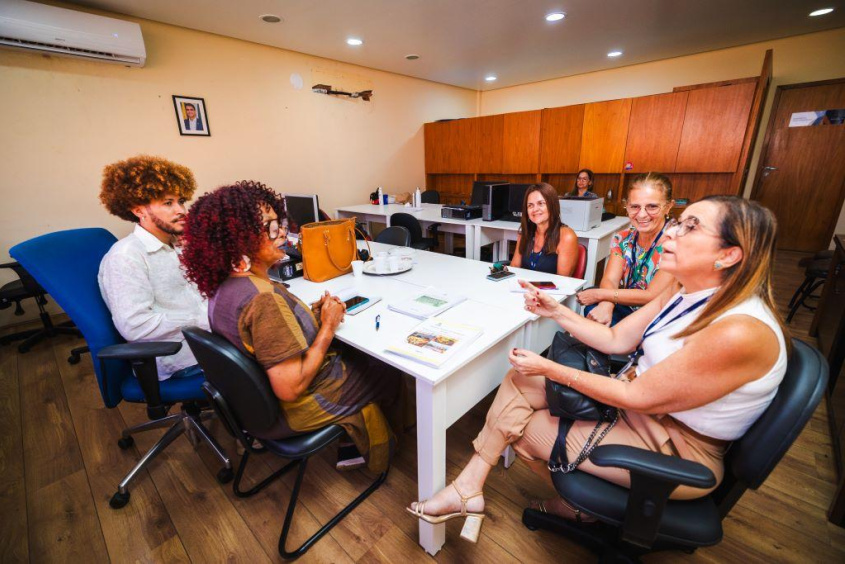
[511,183,579,276]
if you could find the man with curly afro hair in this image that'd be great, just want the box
[97,155,209,380]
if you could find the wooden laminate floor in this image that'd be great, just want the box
[1,250,843,563]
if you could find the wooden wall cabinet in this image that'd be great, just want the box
[477,114,504,173]
[676,82,756,172]
[624,92,688,173]
[579,99,632,173]
[424,119,480,173]
[499,110,541,173]
[539,105,585,173]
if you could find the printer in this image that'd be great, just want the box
[559,197,603,231]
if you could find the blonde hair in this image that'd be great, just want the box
[627,172,673,201]
[674,196,789,351]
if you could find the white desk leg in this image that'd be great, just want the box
[416,379,447,555]
[585,239,600,287]
[444,232,454,255]
[466,226,475,260]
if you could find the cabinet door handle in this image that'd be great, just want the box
[762,166,778,171]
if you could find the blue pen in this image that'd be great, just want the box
[375,314,381,331]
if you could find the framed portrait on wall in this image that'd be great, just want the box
[172,95,210,136]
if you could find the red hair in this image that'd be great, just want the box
[181,181,285,297]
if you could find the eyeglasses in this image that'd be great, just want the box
[665,217,719,238]
[263,219,287,240]
[623,200,665,216]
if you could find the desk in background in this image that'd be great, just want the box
[336,203,629,286]
[284,242,583,554]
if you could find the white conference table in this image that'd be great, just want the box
[284,242,584,555]
[335,203,629,287]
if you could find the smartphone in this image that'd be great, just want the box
[486,270,516,282]
[344,296,370,311]
[530,281,558,290]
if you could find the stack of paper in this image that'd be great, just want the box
[388,289,466,319]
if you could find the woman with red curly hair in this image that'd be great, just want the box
[181,181,404,473]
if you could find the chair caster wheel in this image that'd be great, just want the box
[110,490,130,509]
[217,467,234,484]
[525,523,538,531]
[68,354,80,365]
[117,436,134,450]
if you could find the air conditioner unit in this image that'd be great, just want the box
[0,0,146,67]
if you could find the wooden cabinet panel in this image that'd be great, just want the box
[580,99,632,173]
[477,115,504,173]
[676,82,756,172]
[540,105,584,173]
[424,119,479,173]
[624,92,688,173]
[501,110,541,173]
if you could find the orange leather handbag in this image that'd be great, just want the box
[299,218,361,282]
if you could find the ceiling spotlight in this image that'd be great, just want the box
[346,37,363,46]
[809,8,834,16]
[405,54,420,60]
[260,14,282,23]
[485,75,497,82]
[607,51,623,58]
[545,12,566,22]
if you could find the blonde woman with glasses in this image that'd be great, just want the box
[577,172,676,326]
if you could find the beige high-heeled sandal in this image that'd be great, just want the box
[407,482,486,543]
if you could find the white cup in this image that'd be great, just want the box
[388,255,401,273]
[351,260,364,277]
[373,252,388,274]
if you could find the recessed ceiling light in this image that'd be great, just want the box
[809,8,834,16]
[347,37,363,46]
[260,14,282,23]
[545,12,566,22]
[405,54,420,60]
[485,75,497,82]
[607,51,623,58]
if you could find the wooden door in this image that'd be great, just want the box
[502,110,541,173]
[624,92,688,173]
[579,99,632,172]
[751,80,845,251]
[539,105,584,173]
[676,82,756,172]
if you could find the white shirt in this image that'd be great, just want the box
[636,287,787,441]
[98,224,209,380]
[187,118,198,130]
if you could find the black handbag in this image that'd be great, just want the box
[544,331,616,422]
[544,331,619,474]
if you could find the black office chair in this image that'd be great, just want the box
[390,212,439,251]
[421,190,440,204]
[523,338,828,562]
[0,261,83,354]
[375,226,411,246]
[787,252,832,323]
[182,327,387,560]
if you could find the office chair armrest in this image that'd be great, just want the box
[589,444,717,549]
[589,444,716,489]
[99,341,182,420]
[98,341,182,360]
[0,261,18,269]
[427,222,441,238]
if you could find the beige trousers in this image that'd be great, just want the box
[472,370,726,500]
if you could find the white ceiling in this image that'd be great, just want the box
[65,0,845,90]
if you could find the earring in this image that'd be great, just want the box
[714,261,723,270]
[233,255,252,273]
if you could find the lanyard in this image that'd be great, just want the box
[617,293,712,376]
[625,226,664,289]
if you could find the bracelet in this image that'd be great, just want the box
[613,290,619,304]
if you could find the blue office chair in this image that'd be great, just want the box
[10,228,232,509]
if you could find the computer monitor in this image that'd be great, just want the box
[284,193,319,233]
[503,184,531,221]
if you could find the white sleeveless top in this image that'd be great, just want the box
[635,287,787,441]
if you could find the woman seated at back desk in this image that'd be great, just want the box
[511,183,579,277]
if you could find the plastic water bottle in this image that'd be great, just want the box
[415,187,421,207]
[377,186,383,206]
